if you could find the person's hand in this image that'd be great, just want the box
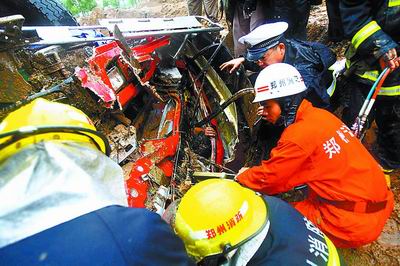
[220,57,245,73]
[379,48,400,70]
[204,126,217,137]
[257,106,268,120]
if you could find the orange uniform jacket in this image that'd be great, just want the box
[237,100,394,248]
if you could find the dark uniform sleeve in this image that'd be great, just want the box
[0,206,194,266]
[243,59,262,72]
[96,206,195,266]
[339,0,398,62]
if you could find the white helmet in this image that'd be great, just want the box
[253,63,307,103]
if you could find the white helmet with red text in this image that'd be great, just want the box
[253,63,307,103]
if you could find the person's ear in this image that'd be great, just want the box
[278,43,285,55]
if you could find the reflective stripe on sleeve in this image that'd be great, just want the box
[326,79,336,97]
[356,71,400,96]
[378,85,400,96]
[351,21,381,50]
[357,70,380,81]
[327,59,346,97]
[389,0,400,7]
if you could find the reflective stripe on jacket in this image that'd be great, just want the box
[340,0,400,95]
[237,100,394,248]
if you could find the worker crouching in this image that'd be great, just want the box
[236,63,394,248]
[167,179,342,265]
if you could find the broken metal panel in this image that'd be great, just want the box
[157,99,175,139]
[126,96,182,208]
[131,36,171,58]
[116,84,138,108]
[35,26,73,42]
[24,16,222,47]
[126,134,180,208]
[74,67,116,107]
[185,41,239,162]
[87,42,123,89]
[77,37,171,109]
[99,16,203,33]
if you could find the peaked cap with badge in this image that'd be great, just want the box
[238,22,288,62]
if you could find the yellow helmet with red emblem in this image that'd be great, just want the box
[172,179,268,263]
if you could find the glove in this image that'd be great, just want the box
[379,47,400,70]
[242,0,257,19]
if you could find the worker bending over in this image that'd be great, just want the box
[220,22,337,165]
[220,22,336,109]
[236,63,394,248]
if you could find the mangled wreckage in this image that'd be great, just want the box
[0,14,257,214]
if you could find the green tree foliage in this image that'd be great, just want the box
[127,0,139,6]
[103,0,120,8]
[61,0,97,15]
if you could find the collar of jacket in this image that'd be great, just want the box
[293,99,313,123]
[282,39,296,65]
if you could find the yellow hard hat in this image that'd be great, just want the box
[0,98,110,161]
[173,179,268,262]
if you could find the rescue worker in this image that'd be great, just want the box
[187,0,219,21]
[236,63,394,248]
[339,0,400,171]
[326,0,344,42]
[225,0,269,57]
[220,22,336,165]
[220,22,336,109]
[0,98,193,265]
[167,178,342,265]
[225,1,311,57]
